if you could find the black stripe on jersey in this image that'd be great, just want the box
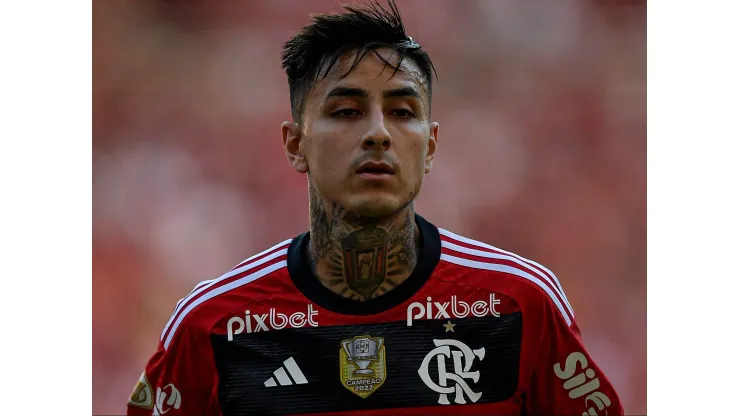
[212,313,522,415]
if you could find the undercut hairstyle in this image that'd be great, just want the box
[281,0,437,123]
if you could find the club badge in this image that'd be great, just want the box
[339,335,386,398]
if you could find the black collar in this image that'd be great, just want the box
[287,213,441,315]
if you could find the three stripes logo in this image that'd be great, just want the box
[264,357,308,387]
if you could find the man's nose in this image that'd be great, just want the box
[361,111,392,151]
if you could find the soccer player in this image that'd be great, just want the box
[127,1,624,415]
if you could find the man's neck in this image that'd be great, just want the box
[307,190,420,301]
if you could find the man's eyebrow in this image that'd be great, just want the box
[325,87,368,100]
[322,86,421,103]
[382,86,421,100]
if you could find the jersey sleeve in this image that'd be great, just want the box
[126,312,219,416]
[526,298,624,416]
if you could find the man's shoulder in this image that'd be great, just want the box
[158,237,294,350]
[226,238,294,273]
[435,227,576,326]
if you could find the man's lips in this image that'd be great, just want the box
[355,161,395,175]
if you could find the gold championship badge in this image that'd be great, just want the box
[128,372,154,409]
[339,335,387,398]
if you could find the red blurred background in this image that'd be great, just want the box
[93,0,646,414]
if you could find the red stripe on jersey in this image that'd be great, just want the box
[439,233,570,296]
[440,234,574,322]
[441,235,562,291]
[440,244,571,312]
[229,240,292,271]
[172,240,292,312]
[441,245,526,268]
[160,250,288,344]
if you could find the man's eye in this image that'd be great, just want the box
[331,109,361,118]
[392,109,415,119]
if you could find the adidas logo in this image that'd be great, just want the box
[264,357,308,387]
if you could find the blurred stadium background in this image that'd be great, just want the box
[93,0,646,414]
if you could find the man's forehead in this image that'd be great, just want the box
[312,49,427,98]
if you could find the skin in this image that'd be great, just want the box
[282,48,439,301]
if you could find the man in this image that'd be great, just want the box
[127,1,623,415]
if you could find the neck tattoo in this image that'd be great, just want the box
[307,186,419,301]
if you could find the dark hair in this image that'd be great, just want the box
[281,0,437,122]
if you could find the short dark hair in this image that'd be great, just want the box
[281,0,437,123]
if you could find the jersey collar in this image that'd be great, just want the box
[287,213,441,315]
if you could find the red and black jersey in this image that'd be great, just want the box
[127,214,623,416]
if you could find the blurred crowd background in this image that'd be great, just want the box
[93,0,646,414]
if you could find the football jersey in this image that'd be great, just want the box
[127,214,623,416]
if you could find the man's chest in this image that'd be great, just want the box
[210,295,527,416]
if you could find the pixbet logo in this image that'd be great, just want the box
[553,351,613,416]
[418,339,485,405]
[406,293,501,326]
[227,304,318,340]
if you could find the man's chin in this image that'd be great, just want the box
[346,195,409,219]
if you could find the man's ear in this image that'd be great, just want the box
[424,122,439,174]
[282,121,309,173]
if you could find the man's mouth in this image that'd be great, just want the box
[355,161,395,181]
[356,161,395,175]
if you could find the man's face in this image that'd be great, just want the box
[284,48,439,218]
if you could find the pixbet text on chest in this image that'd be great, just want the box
[406,293,501,326]
[227,304,319,340]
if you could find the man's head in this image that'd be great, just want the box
[281,1,439,218]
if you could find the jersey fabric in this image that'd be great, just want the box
[127,214,623,416]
